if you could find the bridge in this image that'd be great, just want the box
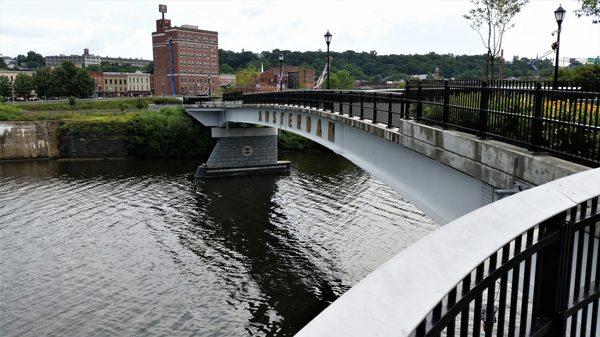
[185,80,600,337]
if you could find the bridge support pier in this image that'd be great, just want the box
[195,125,290,178]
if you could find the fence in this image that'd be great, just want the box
[413,194,600,337]
[230,80,600,167]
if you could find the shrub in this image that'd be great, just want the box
[135,98,147,110]
[0,103,24,120]
[126,106,212,157]
[68,96,76,106]
[119,102,128,112]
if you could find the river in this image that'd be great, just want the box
[0,151,437,337]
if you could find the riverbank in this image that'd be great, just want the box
[0,100,320,161]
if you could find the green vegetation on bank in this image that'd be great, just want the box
[17,97,180,112]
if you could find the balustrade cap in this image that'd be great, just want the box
[295,168,600,337]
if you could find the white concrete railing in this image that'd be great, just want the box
[295,168,600,337]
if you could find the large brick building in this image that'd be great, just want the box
[152,13,219,96]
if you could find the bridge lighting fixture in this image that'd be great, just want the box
[279,53,284,91]
[553,5,565,89]
[324,30,332,89]
[554,5,565,24]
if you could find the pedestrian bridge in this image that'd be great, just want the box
[185,84,599,337]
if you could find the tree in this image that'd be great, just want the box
[220,63,234,74]
[0,58,7,69]
[13,73,34,98]
[235,65,259,89]
[576,0,600,23]
[33,67,55,98]
[558,64,600,81]
[464,0,529,81]
[144,61,154,74]
[330,70,355,89]
[0,76,11,98]
[52,62,94,98]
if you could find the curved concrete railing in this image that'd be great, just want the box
[295,167,600,337]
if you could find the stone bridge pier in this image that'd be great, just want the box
[195,124,290,178]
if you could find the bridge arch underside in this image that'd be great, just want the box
[219,105,491,225]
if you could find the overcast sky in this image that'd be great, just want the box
[0,0,598,62]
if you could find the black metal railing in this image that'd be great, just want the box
[413,195,599,337]
[234,81,600,167]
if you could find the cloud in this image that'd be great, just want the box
[0,0,598,61]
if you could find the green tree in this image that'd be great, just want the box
[235,65,259,89]
[220,63,234,74]
[558,64,600,81]
[0,58,7,69]
[144,61,154,74]
[576,0,600,23]
[33,67,54,98]
[0,76,11,98]
[464,0,529,81]
[53,62,94,98]
[13,73,34,98]
[330,70,355,89]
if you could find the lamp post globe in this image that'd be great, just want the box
[553,5,566,89]
[324,30,332,89]
[278,53,284,92]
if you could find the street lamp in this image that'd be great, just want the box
[324,30,332,89]
[553,5,566,89]
[278,53,284,92]
[208,75,212,96]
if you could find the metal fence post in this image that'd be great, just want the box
[348,93,354,117]
[531,214,571,337]
[416,82,423,121]
[404,82,410,119]
[443,80,450,129]
[387,93,393,128]
[531,83,543,151]
[478,81,489,138]
[373,92,378,123]
[360,92,364,120]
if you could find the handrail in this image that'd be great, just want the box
[294,168,600,337]
[237,86,600,167]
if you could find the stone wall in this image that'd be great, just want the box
[0,121,60,160]
[206,135,277,168]
[58,123,129,158]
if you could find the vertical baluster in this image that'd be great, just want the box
[485,254,498,337]
[460,274,472,337]
[519,229,534,337]
[360,92,364,120]
[473,264,484,337]
[372,92,378,123]
[508,236,522,337]
[447,288,457,337]
[497,244,511,337]
[387,93,393,128]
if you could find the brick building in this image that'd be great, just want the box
[152,13,219,96]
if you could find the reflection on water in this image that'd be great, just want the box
[0,152,437,336]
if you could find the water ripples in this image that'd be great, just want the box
[0,153,438,336]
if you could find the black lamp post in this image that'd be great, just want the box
[324,30,332,89]
[208,74,212,96]
[553,5,566,90]
[279,53,284,92]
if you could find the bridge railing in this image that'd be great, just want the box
[294,168,600,337]
[236,82,600,167]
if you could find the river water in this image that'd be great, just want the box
[0,152,437,337]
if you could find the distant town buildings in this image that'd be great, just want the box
[88,71,151,97]
[1,56,17,69]
[0,69,35,81]
[44,48,151,68]
[253,66,315,92]
[219,73,236,87]
[152,6,219,96]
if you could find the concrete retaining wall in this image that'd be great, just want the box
[0,121,60,160]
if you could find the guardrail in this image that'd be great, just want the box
[229,81,600,167]
[295,168,600,337]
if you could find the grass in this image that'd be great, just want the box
[15,97,180,112]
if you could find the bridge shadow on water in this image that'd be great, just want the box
[186,153,356,336]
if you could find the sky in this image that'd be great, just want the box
[0,0,598,62]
